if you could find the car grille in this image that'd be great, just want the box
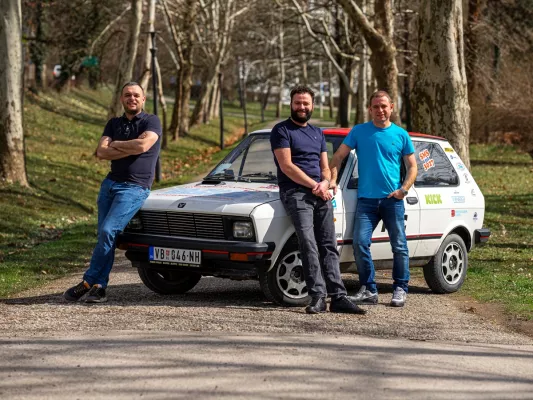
[138,210,225,240]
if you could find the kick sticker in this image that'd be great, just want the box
[425,194,442,204]
[419,149,435,171]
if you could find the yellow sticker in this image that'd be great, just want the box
[444,147,454,153]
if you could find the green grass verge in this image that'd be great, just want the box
[0,87,274,297]
[465,144,533,319]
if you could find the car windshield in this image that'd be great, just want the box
[204,132,346,183]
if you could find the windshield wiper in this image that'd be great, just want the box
[241,172,277,180]
[202,173,251,183]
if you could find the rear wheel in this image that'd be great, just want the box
[137,264,201,294]
[259,242,310,306]
[423,233,468,294]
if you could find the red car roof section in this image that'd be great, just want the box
[322,128,446,141]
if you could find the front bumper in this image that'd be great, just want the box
[474,228,491,245]
[117,232,275,278]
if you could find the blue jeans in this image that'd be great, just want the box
[353,197,410,293]
[280,187,347,299]
[83,178,149,287]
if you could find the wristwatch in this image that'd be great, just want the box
[400,188,408,196]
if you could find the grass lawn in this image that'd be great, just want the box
[0,87,274,297]
[1,88,531,324]
[464,144,533,320]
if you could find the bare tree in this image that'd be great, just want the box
[0,0,28,186]
[190,0,248,126]
[336,0,400,123]
[412,0,471,168]
[108,0,143,118]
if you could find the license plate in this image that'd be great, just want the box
[149,246,201,266]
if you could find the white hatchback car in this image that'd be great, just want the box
[118,128,491,306]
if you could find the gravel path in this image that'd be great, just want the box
[1,252,531,346]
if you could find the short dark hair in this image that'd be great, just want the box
[121,81,144,94]
[290,85,315,103]
[368,90,392,106]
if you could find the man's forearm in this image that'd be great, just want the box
[110,139,146,155]
[96,146,130,160]
[402,166,417,191]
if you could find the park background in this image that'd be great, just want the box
[0,0,531,332]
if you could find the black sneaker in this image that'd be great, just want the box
[348,285,378,305]
[85,285,108,303]
[305,297,327,314]
[64,281,91,302]
[330,295,367,315]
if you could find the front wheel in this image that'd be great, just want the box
[137,264,201,294]
[423,233,468,294]
[259,243,310,307]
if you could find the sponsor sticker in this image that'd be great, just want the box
[425,194,442,205]
[418,148,435,171]
[451,209,468,217]
[451,196,465,203]
[444,147,454,152]
[463,173,471,184]
[455,163,466,171]
[473,212,478,221]
[331,198,337,209]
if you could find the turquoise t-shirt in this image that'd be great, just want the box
[343,121,414,198]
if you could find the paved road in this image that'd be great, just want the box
[1,255,533,399]
[2,331,533,400]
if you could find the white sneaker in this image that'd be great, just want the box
[390,287,407,307]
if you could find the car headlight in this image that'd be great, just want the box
[126,215,143,231]
[233,221,253,239]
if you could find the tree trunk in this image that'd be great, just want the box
[337,0,400,124]
[412,0,471,168]
[276,21,285,119]
[327,61,334,119]
[191,71,216,126]
[0,0,28,186]
[108,0,143,119]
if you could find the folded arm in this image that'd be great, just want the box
[96,131,159,160]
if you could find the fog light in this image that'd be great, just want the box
[233,221,253,239]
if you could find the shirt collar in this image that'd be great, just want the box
[121,110,146,122]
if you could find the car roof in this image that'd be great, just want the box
[250,127,447,141]
[322,127,447,141]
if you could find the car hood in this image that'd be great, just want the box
[142,181,280,215]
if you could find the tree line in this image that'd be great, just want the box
[1,0,532,186]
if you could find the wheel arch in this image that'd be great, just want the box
[448,225,472,251]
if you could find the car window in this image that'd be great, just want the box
[413,141,459,187]
[207,133,346,183]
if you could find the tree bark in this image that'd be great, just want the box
[0,0,28,186]
[107,0,143,119]
[337,0,400,124]
[412,0,471,168]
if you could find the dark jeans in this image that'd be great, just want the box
[353,197,410,293]
[280,187,347,299]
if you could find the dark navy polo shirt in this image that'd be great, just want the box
[102,111,162,189]
[270,118,327,192]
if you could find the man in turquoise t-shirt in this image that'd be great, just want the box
[330,90,417,307]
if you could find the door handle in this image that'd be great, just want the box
[406,197,418,205]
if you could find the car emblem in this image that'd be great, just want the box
[177,203,186,208]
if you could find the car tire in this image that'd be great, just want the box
[259,242,310,307]
[423,233,468,294]
[137,264,201,294]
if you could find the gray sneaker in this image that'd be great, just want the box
[348,285,378,305]
[390,287,407,307]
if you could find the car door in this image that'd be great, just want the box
[411,140,462,259]
[337,151,421,263]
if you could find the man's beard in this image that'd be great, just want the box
[291,108,312,124]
